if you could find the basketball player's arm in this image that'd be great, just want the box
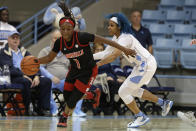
[97,48,121,67]
[94,35,136,57]
[38,51,57,64]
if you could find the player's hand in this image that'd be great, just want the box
[191,39,196,45]
[52,76,60,84]
[31,76,40,87]
[123,48,136,57]
[23,75,32,83]
[107,76,114,81]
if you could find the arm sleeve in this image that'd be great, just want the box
[52,39,60,53]
[93,46,114,60]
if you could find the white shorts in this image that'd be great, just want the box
[119,55,157,97]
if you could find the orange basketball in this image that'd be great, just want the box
[20,56,40,76]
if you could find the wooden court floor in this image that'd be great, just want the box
[0,116,195,131]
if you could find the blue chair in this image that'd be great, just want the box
[158,0,185,10]
[166,10,191,24]
[149,24,174,38]
[142,10,166,24]
[180,39,196,69]
[173,24,196,39]
[153,38,178,68]
[191,10,196,24]
[184,0,196,10]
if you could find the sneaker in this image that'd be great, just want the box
[93,88,101,109]
[57,115,67,127]
[72,110,87,117]
[177,111,196,126]
[127,115,150,128]
[161,100,173,116]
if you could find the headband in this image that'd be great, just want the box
[110,17,118,24]
[59,18,75,27]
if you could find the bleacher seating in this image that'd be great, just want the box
[184,0,196,10]
[153,38,181,68]
[149,24,174,38]
[166,10,191,24]
[191,10,196,24]
[180,39,196,69]
[158,0,185,10]
[173,24,196,39]
[142,10,166,24]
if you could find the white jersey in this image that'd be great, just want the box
[93,33,152,68]
[0,21,17,49]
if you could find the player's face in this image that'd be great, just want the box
[60,22,74,41]
[0,9,9,22]
[130,11,141,25]
[8,34,20,48]
[108,20,120,36]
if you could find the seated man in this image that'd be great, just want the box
[0,31,51,116]
[38,29,70,116]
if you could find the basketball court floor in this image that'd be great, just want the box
[0,115,195,131]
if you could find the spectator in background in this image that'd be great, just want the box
[0,6,17,49]
[0,31,51,116]
[38,29,69,116]
[130,10,153,54]
[43,3,86,31]
[92,43,125,115]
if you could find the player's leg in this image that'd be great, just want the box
[57,81,74,127]
[118,80,150,128]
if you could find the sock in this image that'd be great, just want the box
[85,91,94,99]
[62,112,68,118]
[157,98,164,106]
[135,111,145,117]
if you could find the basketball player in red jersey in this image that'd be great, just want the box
[38,1,136,128]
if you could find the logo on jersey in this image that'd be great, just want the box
[65,49,84,58]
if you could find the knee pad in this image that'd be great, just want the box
[131,88,144,98]
[118,87,134,104]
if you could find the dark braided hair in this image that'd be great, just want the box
[58,0,76,27]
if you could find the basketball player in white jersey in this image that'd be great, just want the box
[94,13,173,128]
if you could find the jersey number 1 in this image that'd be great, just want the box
[73,59,81,69]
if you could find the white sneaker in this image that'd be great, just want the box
[72,110,87,117]
[161,100,173,116]
[177,111,196,126]
[127,116,150,128]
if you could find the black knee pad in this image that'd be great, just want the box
[66,88,84,109]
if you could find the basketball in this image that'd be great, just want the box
[20,56,40,76]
